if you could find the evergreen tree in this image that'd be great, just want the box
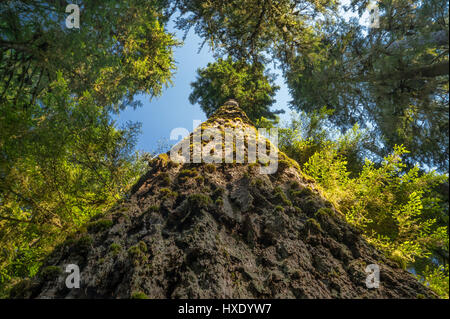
[174,0,337,63]
[189,57,282,122]
[0,0,178,287]
[286,0,449,170]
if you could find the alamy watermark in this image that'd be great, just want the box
[365,264,380,289]
[65,264,80,288]
[57,261,379,291]
[65,4,80,29]
[366,1,380,28]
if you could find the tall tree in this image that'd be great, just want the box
[286,0,449,171]
[0,0,178,286]
[0,0,178,111]
[189,57,281,122]
[174,0,337,63]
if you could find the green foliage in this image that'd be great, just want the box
[303,143,448,295]
[0,0,447,300]
[276,108,368,175]
[417,265,449,299]
[276,111,448,296]
[0,0,176,292]
[286,0,449,171]
[189,57,281,122]
[0,75,147,289]
[0,0,178,111]
[174,0,337,62]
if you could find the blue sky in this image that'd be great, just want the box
[115,2,362,153]
[114,20,292,153]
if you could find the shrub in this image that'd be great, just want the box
[304,144,448,296]
[417,265,449,299]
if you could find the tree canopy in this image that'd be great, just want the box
[189,57,281,121]
[0,0,448,298]
[0,0,178,286]
[0,0,178,111]
[286,0,449,170]
[174,0,337,63]
[175,0,449,171]
[179,0,448,297]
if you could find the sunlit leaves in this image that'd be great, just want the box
[303,142,448,294]
[277,111,448,296]
[286,0,449,170]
